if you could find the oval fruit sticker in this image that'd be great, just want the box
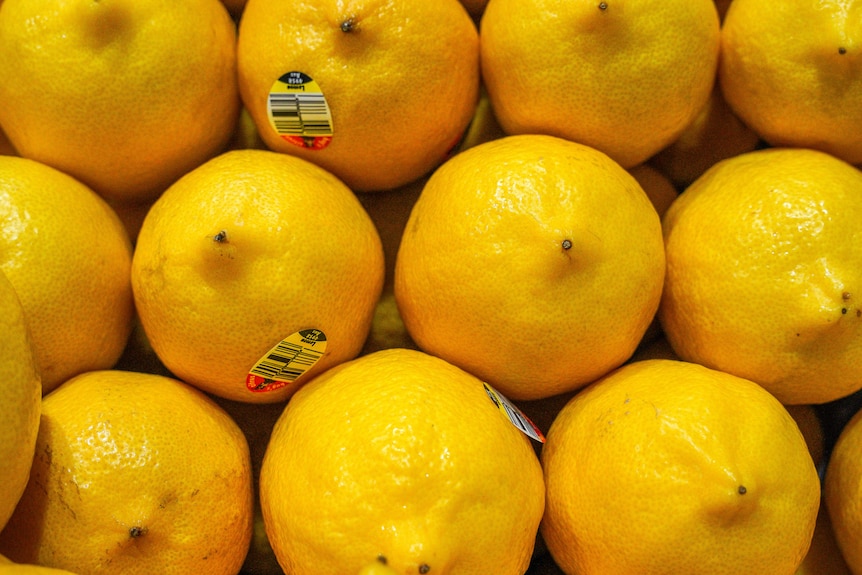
[246,329,327,393]
[266,71,334,150]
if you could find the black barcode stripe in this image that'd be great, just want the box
[250,361,304,381]
[250,361,282,378]
[501,402,533,435]
[269,93,333,136]
[268,342,302,360]
[249,339,326,381]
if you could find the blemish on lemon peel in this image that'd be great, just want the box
[128,526,148,538]
[419,564,430,574]
[839,291,860,316]
[839,46,847,54]
[213,230,228,243]
[377,555,387,564]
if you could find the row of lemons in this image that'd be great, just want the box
[1,0,862,574]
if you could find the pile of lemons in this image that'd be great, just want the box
[1,0,861,574]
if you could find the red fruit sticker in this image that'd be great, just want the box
[266,71,334,150]
[246,329,327,393]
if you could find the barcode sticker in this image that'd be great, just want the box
[267,71,334,150]
[246,329,327,393]
[483,382,545,443]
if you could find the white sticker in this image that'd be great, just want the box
[483,382,545,443]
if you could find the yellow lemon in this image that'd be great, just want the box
[132,149,385,403]
[541,359,821,575]
[719,0,862,164]
[628,163,679,220]
[0,564,79,575]
[237,0,479,192]
[0,156,133,393]
[0,0,239,204]
[0,554,78,575]
[660,147,862,405]
[395,135,665,400]
[650,85,761,190]
[825,405,862,573]
[259,348,545,575]
[0,370,253,575]
[480,0,720,167]
[795,502,853,575]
